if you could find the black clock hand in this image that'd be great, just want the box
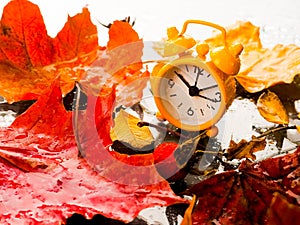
[198,84,218,92]
[194,71,200,86]
[197,94,218,103]
[174,71,191,88]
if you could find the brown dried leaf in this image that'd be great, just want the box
[188,147,300,224]
[226,136,267,160]
[257,91,289,124]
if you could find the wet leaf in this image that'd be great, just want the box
[187,147,300,225]
[257,91,289,124]
[266,192,300,225]
[0,0,98,102]
[0,78,77,172]
[0,81,185,224]
[110,109,154,149]
[226,136,266,160]
[153,142,189,182]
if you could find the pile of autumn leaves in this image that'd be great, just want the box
[0,0,300,225]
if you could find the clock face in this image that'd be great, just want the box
[154,60,226,131]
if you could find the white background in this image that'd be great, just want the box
[1,0,300,45]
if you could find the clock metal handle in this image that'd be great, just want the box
[178,19,227,46]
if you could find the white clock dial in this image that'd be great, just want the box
[157,63,224,130]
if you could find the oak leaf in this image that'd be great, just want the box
[110,110,154,149]
[0,0,98,102]
[257,91,289,124]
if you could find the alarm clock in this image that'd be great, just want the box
[151,20,243,132]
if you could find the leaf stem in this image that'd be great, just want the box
[256,125,297,139]
[137,121,190,139]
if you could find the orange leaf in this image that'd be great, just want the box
[53,8,98,61]
[0,0,54,70]
[0,0,99,102]
[257,91,289,124]
[236,44,300,93]
[80,20,149,106]
[205,21,262,52]
[181,195,197,225]
[206,21,300,93]
[107,20,140,50]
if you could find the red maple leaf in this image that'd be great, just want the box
[0,79,185,224]
[187,147,300,225]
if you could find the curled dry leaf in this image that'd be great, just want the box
[110,109,154,149]
[226,136,266,160]
[0,0,98,103]
[257,91,289,124]
[187,146,300,225]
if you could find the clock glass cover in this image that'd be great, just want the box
[154,59,226,131]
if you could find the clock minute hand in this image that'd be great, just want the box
[198,84,218,92]
[174,71,191,88]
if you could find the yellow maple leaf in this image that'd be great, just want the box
[110,110,154,149]
[257,91,289,125]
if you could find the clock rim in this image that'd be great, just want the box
[151,56,227,131]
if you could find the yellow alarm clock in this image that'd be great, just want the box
[151,20,243,132]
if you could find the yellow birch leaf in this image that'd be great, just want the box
[110,110,154,149]
[181,195,197,225]
[296,125,300,133]
[257,91,289,125]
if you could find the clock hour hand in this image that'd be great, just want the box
[174,71,191,88]
[197,94,218,103]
